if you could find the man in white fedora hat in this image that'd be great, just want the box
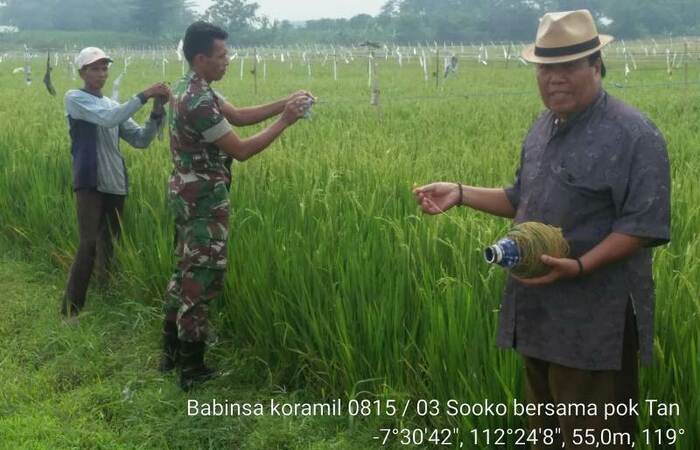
[414,10,670,448]
[62,47,171,318]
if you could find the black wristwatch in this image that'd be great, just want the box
[137,92,148,104]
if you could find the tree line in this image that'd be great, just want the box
[1,0,699,46]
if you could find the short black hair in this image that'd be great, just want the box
[183,21,228,65]
[587,51,606,78]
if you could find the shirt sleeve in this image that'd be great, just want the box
[188,91,231,143]
[65,90,143,128]
[611,127,671,247]
[119,116,160,149]
[212,89,227,102]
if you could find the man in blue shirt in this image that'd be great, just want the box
[414,10,670,448]
[62,47,170,318]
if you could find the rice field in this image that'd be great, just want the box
[0,43,698,448]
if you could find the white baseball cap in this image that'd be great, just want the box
[75,47,113,70]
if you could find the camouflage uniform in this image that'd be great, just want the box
[165,71,233,343]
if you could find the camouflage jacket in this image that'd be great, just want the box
[169,70,232,182]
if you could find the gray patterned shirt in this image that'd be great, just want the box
[500,90,671,370]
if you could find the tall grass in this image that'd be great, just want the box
[0,53,698,448]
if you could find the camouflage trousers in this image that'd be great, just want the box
[165,170,230,343]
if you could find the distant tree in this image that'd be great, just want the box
[601,0,689,39]
[169,0,198,35]
[379,0,400,18]
[348,13,373,33]
[1,0,53,29]
[3,0,700,46]
[129,0,195,36]
[278,20,294,33]
[481,0,541,42]
[204,0,260,34]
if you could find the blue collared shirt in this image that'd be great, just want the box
[499,91,671,370]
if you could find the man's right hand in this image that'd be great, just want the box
[286,90,315,103]
[413,182,462,214]
[280,93,312,126]
[142,82,170,100]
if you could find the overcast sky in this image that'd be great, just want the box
[192,0,386,22]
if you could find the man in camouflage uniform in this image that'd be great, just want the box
[162,21,313,390]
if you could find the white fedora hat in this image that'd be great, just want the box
[522,10,613,64]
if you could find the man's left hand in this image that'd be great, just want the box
[288,90,314,102]
[513,255,581,286]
